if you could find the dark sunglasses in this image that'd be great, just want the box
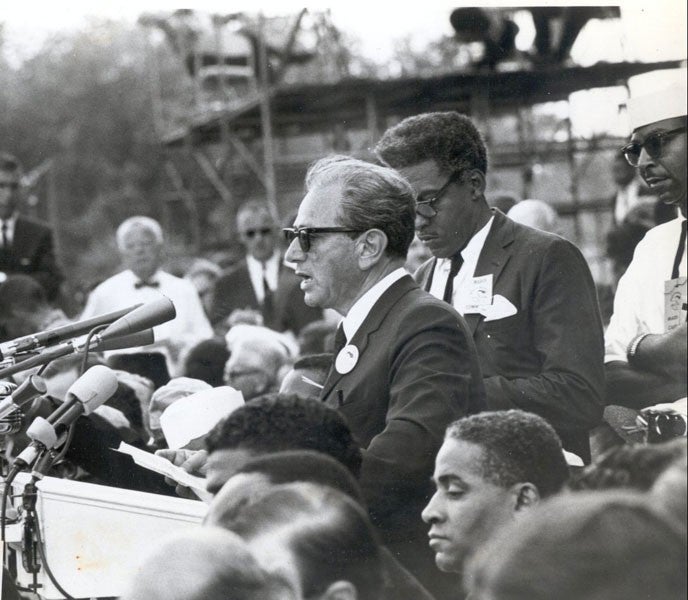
[415,172,460,218]
[621,126,687,167]
[243,227,273,239]
[282,227,364,252]
[0,181,19,190]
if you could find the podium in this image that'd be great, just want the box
[4,473,207,599]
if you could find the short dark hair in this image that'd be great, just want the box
[293,353,333,380]
[183,337,231,387]
[305,155,415,259]
[375,111,488,176]
[467,491,688,600]
[204,393,362,478]
[227,482,384,600]
[568,439,687,492]
[235,450,364,505]
[0,152,22,176]
[446,409,568,497]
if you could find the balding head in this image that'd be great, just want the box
[121,527,296,600]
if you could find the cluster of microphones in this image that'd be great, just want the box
[0,298,176,478]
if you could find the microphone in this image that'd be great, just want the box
[100,297,176,341]
[0,304,141,360]
[12,366,119,473]
[0,329,155,380]
[0,375,48,420]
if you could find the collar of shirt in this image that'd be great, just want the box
[432,216,495,302]
[246,251,281,301]
[0,214,17,245]
[341,268,407,342]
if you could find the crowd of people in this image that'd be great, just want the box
[0,67,686,600]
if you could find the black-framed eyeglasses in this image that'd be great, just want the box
[0,181,19,190]
[243,227,273,239]
[415,172,460,218]
[621,126,687,167]
[282,227,364,252]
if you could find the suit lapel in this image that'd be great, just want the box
[464,210,515,335]
[320,275,416,402]
[11,218,34,258]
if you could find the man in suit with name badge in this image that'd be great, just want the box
[283,155,486,597]
[376,112,605,463]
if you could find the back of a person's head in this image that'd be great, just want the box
[183,337,230,387]
[205,393,362,478]
[0,275,48,313]
[507,199,559,234]
[447,409,569,497]
[297,320,337,355]
[568,439,687,492]
[375,111,488,175]
[121,527,293,600]
[650,451,687,531]
[237,450,364,505]
[227,482,383,600]
[466,491,687,600]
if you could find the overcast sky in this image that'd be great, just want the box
[1,1,686,66]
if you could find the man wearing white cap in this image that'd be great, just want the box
[605,69,687,412]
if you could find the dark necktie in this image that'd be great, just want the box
[671,220,687,280]
[443,252,464,303]
[261,264,274,326]
[332,323,347,355]
[1,221,8,248]
[134,279,160,289]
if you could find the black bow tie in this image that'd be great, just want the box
[135,279,160,289]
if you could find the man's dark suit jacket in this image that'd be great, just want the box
[0,216,62,301]
[320,274,486,541]
[415,210,605,461]
[209,257,321,333]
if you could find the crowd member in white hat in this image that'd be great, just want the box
[160,386,244,450]
[604,69,687,417]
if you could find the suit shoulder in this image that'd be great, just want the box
[16,216,52,233]
[216,261,249,283]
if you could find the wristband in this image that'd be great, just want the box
[626,333,649,365]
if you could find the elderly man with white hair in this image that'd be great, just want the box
[223,324,294,401]
[81,216,213,379]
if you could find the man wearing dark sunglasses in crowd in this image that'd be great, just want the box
[283,155,486,599]
[604,69,687,417]
[376,111,605,464]
[209,200,321,333]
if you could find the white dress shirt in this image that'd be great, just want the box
[605,216,687,362]
[246,251,280,303]
[0,214,17,246]
[428,216,494,314]
[81,269,213,373]
[340,268,407,342]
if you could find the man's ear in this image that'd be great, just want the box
[511,482,540,514]
[319,580,358,600]
[468,169,487,199]
[357,229,387,270]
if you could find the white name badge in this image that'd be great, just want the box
[335,344,359,374]
[664,276,687,332]
[462,274,493,313]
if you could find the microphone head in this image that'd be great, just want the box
[100,298,176,341]
[65,365,119,415]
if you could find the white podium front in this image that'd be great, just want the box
[9,473,207,599]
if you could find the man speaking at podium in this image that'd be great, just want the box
[81,216,212,385]
[283,155,485,594]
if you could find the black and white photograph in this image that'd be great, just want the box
[1,1,686,598]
